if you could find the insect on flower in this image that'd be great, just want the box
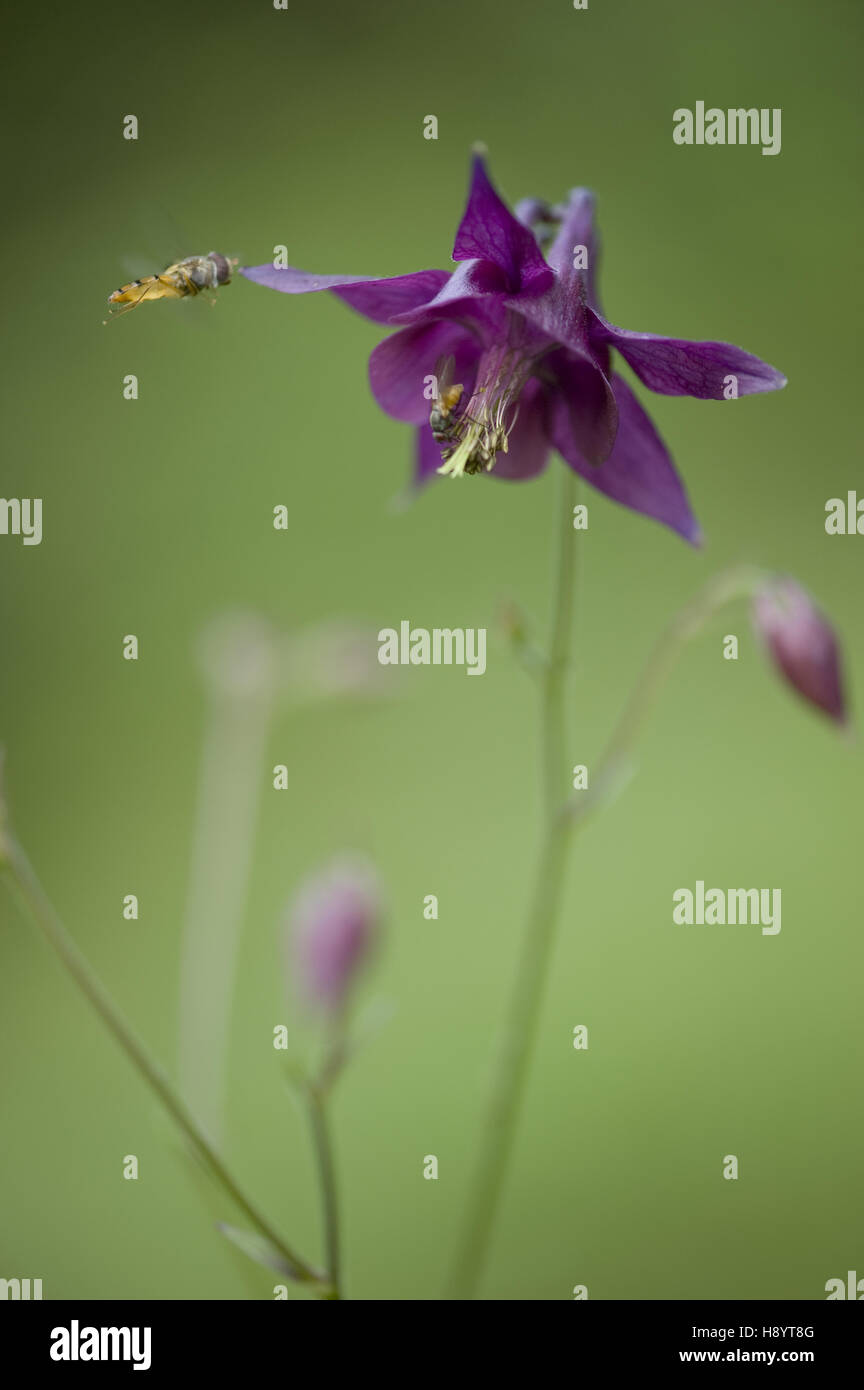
[428,355,465,448]
[104,252,237,321]
[242,151,788,542]
[430,353,519,475]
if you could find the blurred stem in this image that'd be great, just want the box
[301,1019,349,1299]
[450,468,579,1299]
[544,470,580,820]
[304,1080,342,1300]
[178,669,274,1146]
[0,827,326,1292]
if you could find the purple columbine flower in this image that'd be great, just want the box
[752,577,847,726]
[288,857,380,1015]
[243,153,786,543]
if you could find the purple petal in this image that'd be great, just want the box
[390,260,508,331]
[546,347,618,467]
[505,256,600,370]
[506,277,589,357]
[549,372,701,544]
[240,264,449,324]
[588,309,787,398]
[368,323,479,424]
[452,153,554,295]
[487,380,550,480]
[506,261,619,468]
[544,188,600,308]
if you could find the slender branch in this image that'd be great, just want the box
[449,468,580,1299]
[563,564,765,827]
[0,828,327,1291]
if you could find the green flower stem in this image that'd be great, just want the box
[304,1081,342,1300]
[450,512,763,1296]
[450,814,572,1299]
[543,470,581,821]
[449,467,580,1299]
[0,826,327,1293]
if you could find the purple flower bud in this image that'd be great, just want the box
[752,577,848,726]
[288,858,380,1014]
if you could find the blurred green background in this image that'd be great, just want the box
[1,0,861,1301]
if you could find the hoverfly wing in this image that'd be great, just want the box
[119,252,162,282]
[434,354,456,400]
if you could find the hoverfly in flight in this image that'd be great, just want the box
[104,252,237,321]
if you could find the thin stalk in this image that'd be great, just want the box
[0,831,326,1291]
[178,623,275,1146]
[449,557,765,1298]
[305,1083,342,1299]
[543,469,579,819]
[566,564,766,825]
[449,468,580,1299]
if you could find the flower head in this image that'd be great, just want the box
[243,153,786,542]
[288,857,380,1015]
[752,577,847,726]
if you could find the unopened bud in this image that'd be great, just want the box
[752,577,847,726]
[288,857,380,1014]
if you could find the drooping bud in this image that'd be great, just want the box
[288,857,380,1014]
[752,577,847,726]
